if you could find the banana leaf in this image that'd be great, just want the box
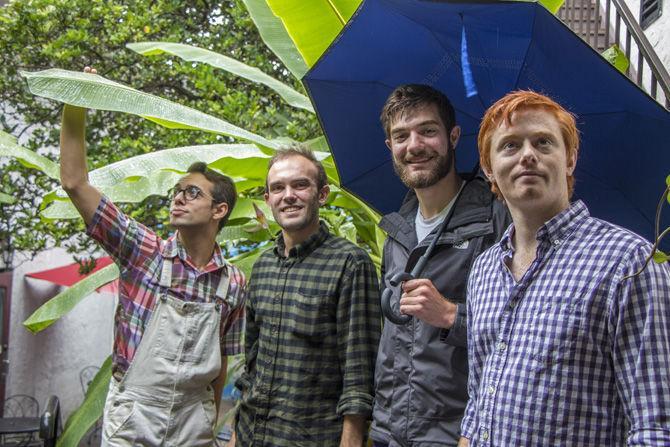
[127,42,313,112]
[21,69,277,149]
[57,356,111,447]
[266,0,362,67]
[23,263,120,333]
[240,0,309,79]
[0,130,59,179]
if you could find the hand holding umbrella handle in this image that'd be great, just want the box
[381,272,414,325]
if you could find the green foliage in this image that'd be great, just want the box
[56,356,112,447]
[0,0,320,261]
[602,44,630,74]
[266,0,362,67]
[23,263,120,333]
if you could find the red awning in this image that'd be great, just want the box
[25,256,118,293]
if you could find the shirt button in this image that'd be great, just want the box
[553,239,561,246]
[481,430,489,441]
[274,294,281,303]
[497,342,507,352]
[487,385,496,395]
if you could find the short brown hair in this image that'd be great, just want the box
[186,162,236,231]
[478,90,580,200]
[380,84,456,138]
[266,144,328,191]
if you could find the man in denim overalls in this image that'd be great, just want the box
[59,68,247,446]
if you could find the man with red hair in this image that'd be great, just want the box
[458,90,670,446]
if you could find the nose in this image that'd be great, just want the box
[519,140,538,164]
[173,189,187,204]
[281,186,297,202]
[406,131,423,153]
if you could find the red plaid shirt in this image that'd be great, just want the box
[87,196,246,377]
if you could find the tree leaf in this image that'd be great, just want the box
[229,245,268,277]
[538,0,565,14]
[240,0,309,79]
[57,356,111,447]
[127,42,313,112]
[23,263,120,333]
[21,69,277,149]
[653,250,669,263]
[601,45,630,74]
[0,191,16,204]
[266,0,362,67]
[0,130,59,179]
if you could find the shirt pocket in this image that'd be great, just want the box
[527,299,583,371]
[290,290,336,340]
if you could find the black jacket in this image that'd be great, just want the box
[371,175,510,446]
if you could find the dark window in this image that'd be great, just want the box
[640,0,662,29]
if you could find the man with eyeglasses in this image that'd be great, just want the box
[59,70,246,447]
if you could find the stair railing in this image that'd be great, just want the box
[558,0,670,109]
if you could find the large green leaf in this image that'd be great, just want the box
[57,356,111,447]
[539,0,565,14]
[23,263,120,333]
[0,130,59,179]
[240,0,309,79]
[21,69,277,149]
[266,0,362,67]
[41,144,273,219]
[0,192,16,204]
[127,42,313,112]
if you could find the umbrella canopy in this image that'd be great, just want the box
[26,256,118,294]
[304,0,670,242]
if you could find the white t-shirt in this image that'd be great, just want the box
[415,183,465,243]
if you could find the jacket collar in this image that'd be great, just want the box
[379,174,494,249]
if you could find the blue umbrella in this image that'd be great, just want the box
[303,0,670,242]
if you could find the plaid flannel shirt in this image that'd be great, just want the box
[462,200,670,445]
[235,222,381,447]
[87,196,246,378]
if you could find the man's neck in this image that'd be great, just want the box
[415,172,463,219]
[509,201,570,253]
[177,228,217,270]
[282,221,320,257]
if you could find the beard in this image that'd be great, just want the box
[393,144,454,189]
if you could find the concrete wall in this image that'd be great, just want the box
[6,248,114,419]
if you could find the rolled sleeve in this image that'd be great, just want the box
[336,256,382,417]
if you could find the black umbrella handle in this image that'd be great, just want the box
[381,271,414,325]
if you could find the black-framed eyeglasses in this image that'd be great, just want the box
[171,185,215,202]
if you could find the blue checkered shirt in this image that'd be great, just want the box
[462,200,670,446]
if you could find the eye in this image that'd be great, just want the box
[294,180,311,190]
[270,184,284,193]
[537,137,552,147]
[501,141,518,151]
[392,133,408,143]
[422,127,437,136]
[186,186,202,200]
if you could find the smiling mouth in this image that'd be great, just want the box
[281,206,303,213]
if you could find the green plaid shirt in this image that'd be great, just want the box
[235,222,381,446]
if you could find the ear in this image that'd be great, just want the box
[385,138,392,151]
[212,202,229,223]
[318,184,330,206]
[482,165,494,183]
[566,149,576,176]
[450,125,461,149]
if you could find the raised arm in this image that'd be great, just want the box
[59,69,101,226]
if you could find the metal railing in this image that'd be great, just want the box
[558,0,670,109]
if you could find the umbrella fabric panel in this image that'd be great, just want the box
[304,0,670,243]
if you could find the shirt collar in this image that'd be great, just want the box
[499,200,589,252]
[274,221,330,260]
[161,232,228,273]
